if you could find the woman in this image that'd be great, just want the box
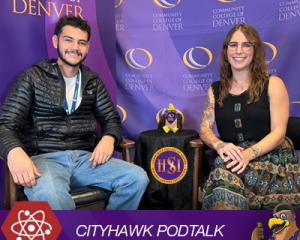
[200,23,300,209]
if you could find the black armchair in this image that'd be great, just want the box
[4,138,135,210]
[287,116,300,150]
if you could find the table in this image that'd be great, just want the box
[135,129,199,209]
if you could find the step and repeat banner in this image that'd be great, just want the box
[0,0,300,239]
[0,0,116,208]
[116,0,300,138]
[1,0,299,200]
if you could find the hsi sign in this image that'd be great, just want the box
[151,147,188,184]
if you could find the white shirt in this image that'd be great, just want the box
[63,69,82,114]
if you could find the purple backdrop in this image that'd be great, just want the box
[116,0,300,138]
[0,0,116,209]
[0,1,300,238]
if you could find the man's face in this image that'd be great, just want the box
[52,25,89,67]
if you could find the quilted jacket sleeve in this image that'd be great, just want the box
[93,77,121,146]
[0,71,34,160]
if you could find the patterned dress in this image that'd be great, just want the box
[202,81,300,210]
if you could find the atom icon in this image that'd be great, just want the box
[10,209,52,240]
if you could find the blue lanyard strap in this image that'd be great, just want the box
[64,72,80,114]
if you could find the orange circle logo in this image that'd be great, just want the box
[125,48,153,70]
[151,147,188,184]
[263,41,277,63]
[183,46,213,70]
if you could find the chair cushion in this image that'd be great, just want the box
[287,117,300,150]
[17,186,111,209]
[71,187,111,209]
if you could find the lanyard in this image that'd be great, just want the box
[64,72,80,114]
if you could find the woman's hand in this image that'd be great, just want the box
[226,148,252,174]
[215,141,244,162]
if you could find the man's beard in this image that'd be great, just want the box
[57,44,87,67]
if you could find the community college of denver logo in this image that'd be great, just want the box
[153,0,181,8]
[263,41,277,63]
[125,48,153,70]
[183,46,213,70]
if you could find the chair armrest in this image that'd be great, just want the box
[5,164,17,209]
[287,117,300,150]
[120,138,135,149]
[120,138,135,163]
[190,138,204,210]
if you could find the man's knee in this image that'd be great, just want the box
[127,165,149,190]
[25,187,75,210]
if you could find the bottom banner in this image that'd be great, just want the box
[1,202,299,239]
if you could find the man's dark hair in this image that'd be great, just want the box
[54,15,91,41]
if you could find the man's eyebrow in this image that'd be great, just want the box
[63,35,88,43]
[62,35,74,39]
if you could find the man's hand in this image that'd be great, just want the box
[7,147,41,187]
[90,135,115,167]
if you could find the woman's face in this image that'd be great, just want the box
[227,30,254,72]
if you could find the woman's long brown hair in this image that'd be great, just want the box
[218,23,269,107]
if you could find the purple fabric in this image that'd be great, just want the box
[116,0,300,139]
[0,0,115,209]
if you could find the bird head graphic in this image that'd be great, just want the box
[268,204,298,240]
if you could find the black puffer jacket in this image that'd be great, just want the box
[0,60,121,159]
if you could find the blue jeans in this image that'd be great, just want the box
[24,150,149,210]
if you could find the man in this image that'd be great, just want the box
[0,15,149,210]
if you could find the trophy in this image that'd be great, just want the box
[157,103,183,133]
